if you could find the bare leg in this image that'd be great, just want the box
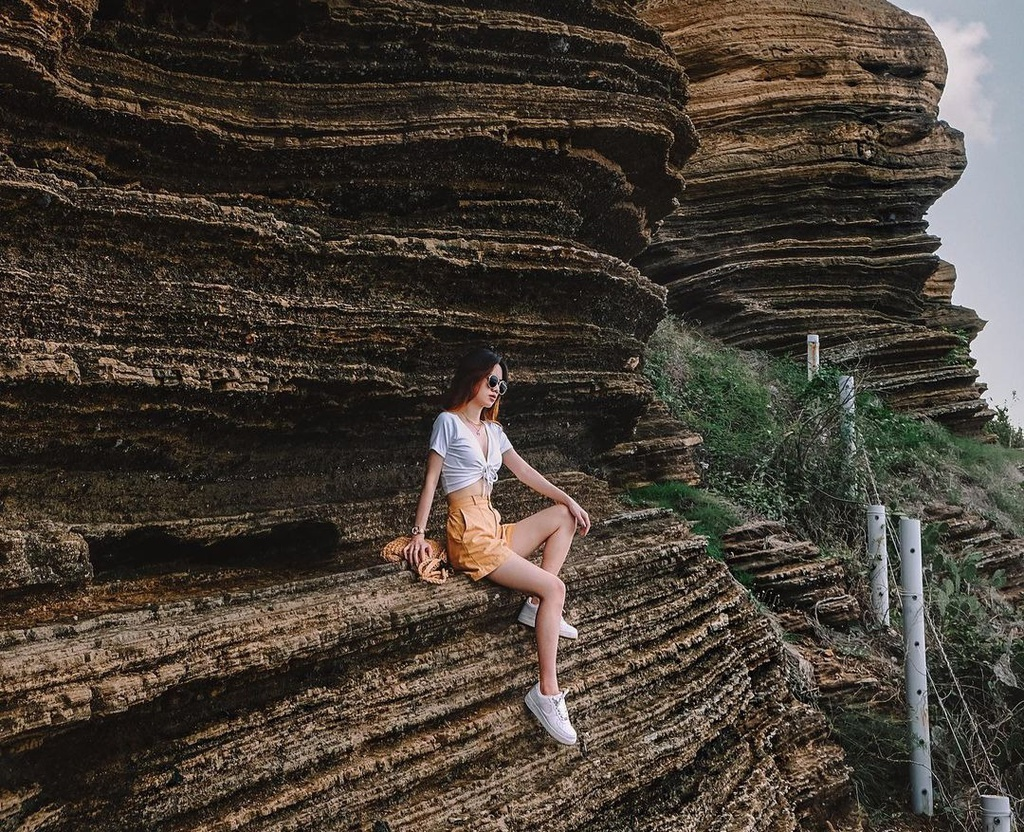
[486,554,566,695]
[509,504,577,605]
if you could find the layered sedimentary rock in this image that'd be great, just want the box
[0,0,699,591]
[598,399,704,488]
[637,0,991,433]
[0,1,866,828]
[0,478,861,831]
[926,503,1024,603]
[722,520,861,632]
[720,521,900,707]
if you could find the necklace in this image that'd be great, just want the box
[459,412,484,436]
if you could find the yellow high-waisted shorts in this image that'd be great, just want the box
[446,494,517,581]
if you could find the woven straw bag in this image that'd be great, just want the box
[381,536,452,584]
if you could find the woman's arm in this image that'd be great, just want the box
[502,449,591,535]
[402,451,444,567]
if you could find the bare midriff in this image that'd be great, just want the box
[446,477,491,504]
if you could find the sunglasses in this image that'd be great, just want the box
[486,374,509,396]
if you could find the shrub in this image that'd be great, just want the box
[987,396,1024,449]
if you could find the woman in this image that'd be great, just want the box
[403,347,591,745]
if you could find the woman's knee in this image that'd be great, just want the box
[554,503,575,533]
[538,574,566,604]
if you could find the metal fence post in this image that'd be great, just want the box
[807,334,820,380]
[867,505,890,626]
[900,517,933,816]
[838,374,856,458]
[980,794,1013,831]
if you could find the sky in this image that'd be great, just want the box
[892,1,1024,427]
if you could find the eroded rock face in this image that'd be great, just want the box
[0,1,864,829]
[0,0,698,587]
[926,503,1024,603]
[1,478,861,831]
[722,520,862,632]
[0,525,92,591]
[636,0,991,434]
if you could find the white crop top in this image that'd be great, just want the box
[429,411,514,495]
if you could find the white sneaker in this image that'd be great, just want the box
[517,599,578,639]
[525,683,578,745]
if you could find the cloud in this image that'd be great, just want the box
[911,10,996,146]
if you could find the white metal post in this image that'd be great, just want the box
[980,794,1014,831]
[866,505,890,626]
[807,334,820,380]
[900,517,933,816]
[838,374,856,457]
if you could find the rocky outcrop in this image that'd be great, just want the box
[0,477,861,831]
[0,0,699,592]
[598,399,704,488]
[0,1,867,829]
[720,520,899,709]
[926,503,1024,602]
[722,520,861,632]
[637,0,991,434]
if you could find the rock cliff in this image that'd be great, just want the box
[0,0,701,592]
[636,0,991,434]
[0,1,866,829]
[3,0,1002,826]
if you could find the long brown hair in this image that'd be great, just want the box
[443,347,508,422]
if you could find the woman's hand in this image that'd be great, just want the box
[403,452,444,571]
[565,499,591,536]
[402,534,433,568]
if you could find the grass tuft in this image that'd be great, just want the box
[628,481,742,560]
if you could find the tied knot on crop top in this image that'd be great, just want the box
[429,411,514,495]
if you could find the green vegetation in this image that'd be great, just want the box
[989,395,1024,449]
[645,317,1024,543]
[627,481,741,560]
[639,317,1024,824]
[923,546,1023,816]
[829,705,910,818]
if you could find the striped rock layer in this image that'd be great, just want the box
[0,478,860,831]
[721,520,862,632]
[636,0,991,434]
[926,503,1024,603]
[0,1,861,830]
[0,0,700,590]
